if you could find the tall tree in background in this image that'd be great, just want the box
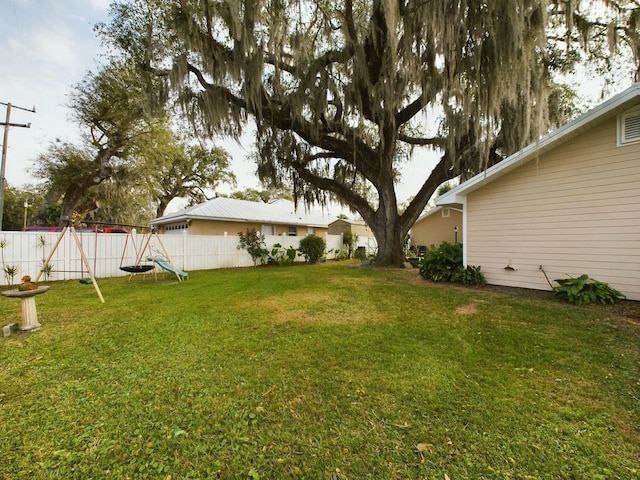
[31,60,165,226]
[31,61,237,225]
[105,0,639,265]
[228,187,293,203]
[0,184,46,231]
[134,128,237,217]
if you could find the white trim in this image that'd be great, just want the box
[618,107,640,146]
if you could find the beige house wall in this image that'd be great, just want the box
[411,208,462,249]
[465,117,640,300]
[159,219,327,237]
[328,220,372,237]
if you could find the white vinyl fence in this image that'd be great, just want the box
[0,231,377,286]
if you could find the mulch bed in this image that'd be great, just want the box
[464,282,640,322]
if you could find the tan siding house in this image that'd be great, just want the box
[328,218,372,237]
[437,83,640,300]
[151,198,332,237]
[410,206,462,251]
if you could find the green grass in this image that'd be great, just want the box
[1,264,638,479]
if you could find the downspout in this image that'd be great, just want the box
[461,197,468,267]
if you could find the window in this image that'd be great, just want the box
[307,227,316,235]
[261,224,274,235]
[288,226,297,236]
[166,223,188,231]
[442,208,450,218]
[164,223,188,234]
[618,109,640,146]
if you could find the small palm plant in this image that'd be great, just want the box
[36,235,54,280]
[0,238,17,284]
[3,265,19,285]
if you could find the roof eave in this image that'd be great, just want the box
[436,82,640,205]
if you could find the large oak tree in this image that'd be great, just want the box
[106,0,639,265]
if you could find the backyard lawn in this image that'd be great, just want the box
[0,263,638,479]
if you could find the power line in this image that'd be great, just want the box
[0,102,36,231]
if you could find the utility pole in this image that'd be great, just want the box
[0,102,36,231]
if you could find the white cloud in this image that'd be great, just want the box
[29,27,78,69]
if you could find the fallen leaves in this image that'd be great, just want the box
[417,442,435,463]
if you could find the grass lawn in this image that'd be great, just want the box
[1,263,638,479]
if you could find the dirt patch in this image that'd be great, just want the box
[454,303,478,315]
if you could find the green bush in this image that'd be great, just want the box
[342,231,358,258]
[266,243,298,266]
[457,264,486,286]
[237,228,268,266]
[419,242,485,285]
[354,246,367,261]
[553,274,625,305]
[298,234,326,264]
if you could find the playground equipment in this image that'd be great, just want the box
[108,224,187,282]
[83,221,187,282]
[119,228,156,276]
[35,223,104,303]
[149,256,188,278]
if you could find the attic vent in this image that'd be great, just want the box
[442,208,450,218]
[619,110,640,145]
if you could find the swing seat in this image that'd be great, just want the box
[119,265,155,274]
[79,277,98,284]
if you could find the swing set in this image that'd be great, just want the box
[117,226,186,283]
[35,223,104,303]
[36,221,187,303]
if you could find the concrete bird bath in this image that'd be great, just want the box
[2,286,50,331]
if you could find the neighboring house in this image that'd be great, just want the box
[150,197,333,236]
[437,82,640,301]
[410,206,462,251]
[328,218,372,237]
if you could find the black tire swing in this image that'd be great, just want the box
[119,229,155,274]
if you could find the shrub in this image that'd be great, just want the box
[419,242,485,285]
[553,274,625,305]
[266,243,298,266]
[354,246,368,261]
[298,235,326,264]
[237,228,268,266]
[458,264,486,286]
[342,231,358,258]
[419,241,462,282]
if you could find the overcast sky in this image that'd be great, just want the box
[1,1,107,183]
[0,0,625,210]
[0,0,445,209]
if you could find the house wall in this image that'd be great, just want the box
[350,224,373,237]
[328,220,371,237]
[411,208,463,250]
[328,219,351,235]
[159,220,328,237]
[465,117,640,300]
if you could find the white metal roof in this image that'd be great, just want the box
[437,82,640,206]
[150,197,335,227]
[414,205,463,223]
